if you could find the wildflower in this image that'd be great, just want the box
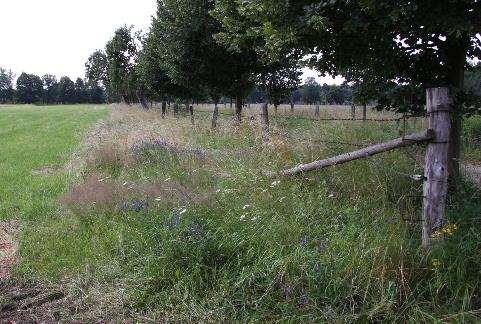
[155,197,162,202]
[442,223,458,237]
[431,258,442,270]
[243,204,251,210]
[251,216,258,221]
[262,189,268,193]
[240,214,247,221]
[164,177,171,182]
[271,180,281,188]
[178,208,187,215]
[328,193,335,198]
[279,196,286,202]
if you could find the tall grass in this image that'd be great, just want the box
[8,104,481,321]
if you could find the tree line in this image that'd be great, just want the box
[0,68,105,104]
[89,0,479,180]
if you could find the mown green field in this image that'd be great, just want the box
[2,104,481,322]
[0,104,107,221]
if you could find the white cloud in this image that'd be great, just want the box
[0,0,156,80]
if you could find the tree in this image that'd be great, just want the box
[85,50,108,88]
[74,78,88,103]
[213,0,481,180]
[153,0,260,122]
[16,73,43,104]
[0,68,15,103]
[257,62,301,113]
[42,74,58,104]
[87,84,106,104]
[105,26,139,104]
[300,77,321,105]
[58,76,76,104]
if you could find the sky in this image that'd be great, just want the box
[0,0,343,85]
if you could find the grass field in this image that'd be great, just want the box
[0,104,107,222]
[1,104,481,321]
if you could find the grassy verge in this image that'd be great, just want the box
[5,104,481,321]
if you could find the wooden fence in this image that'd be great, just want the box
[268,88,452,249]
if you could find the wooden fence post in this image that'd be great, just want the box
[315,103,320,119]
[422,87,452,249]
[261,101,269,141]
[351,104,356,120]
[189,105,194,124]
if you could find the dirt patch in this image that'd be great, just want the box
[0,220,19,281]
[59,173,212,213]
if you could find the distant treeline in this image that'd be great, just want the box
[0,68,105,105]
[247,77,353,106]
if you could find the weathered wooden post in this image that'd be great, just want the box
[261,101,269,141]
[161,101,167,119]
[189,105,194,124]
[362,104,367,121]
[422,87,452,249]
[351,104,356,120]
[314,103,320,119]
[211,102,219,129]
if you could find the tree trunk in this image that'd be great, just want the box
[161,101,167,119]
[212,102,219,129]
[362,104,367,121]
[445,37,468,186]
[136,90,148,110]
[274,103,278,115]
[261,101,269,141]
[235,96,242,123]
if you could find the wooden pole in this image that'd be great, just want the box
[261,101,269,141]
[351,104,356,120]
[211,102,219,129]
[422,87,452,249]
[189,105,194,124]
[362,104,367,121]
[267,130,434,177]
[314,103,320,119]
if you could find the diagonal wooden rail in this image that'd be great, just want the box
[267,129,435,177]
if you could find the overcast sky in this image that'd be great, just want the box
[0,0,343,85]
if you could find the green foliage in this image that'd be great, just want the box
[41,74,59,104]
[57,76,76,104]
[85,50,108,89]
[105,26,139,103]
[16,73,43,104]
[0,67,15,103]
[213,0,481,113]
[150,0,258,103]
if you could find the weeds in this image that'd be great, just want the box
[7,104,481,321]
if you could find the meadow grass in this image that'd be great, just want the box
[3,104,481,321]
